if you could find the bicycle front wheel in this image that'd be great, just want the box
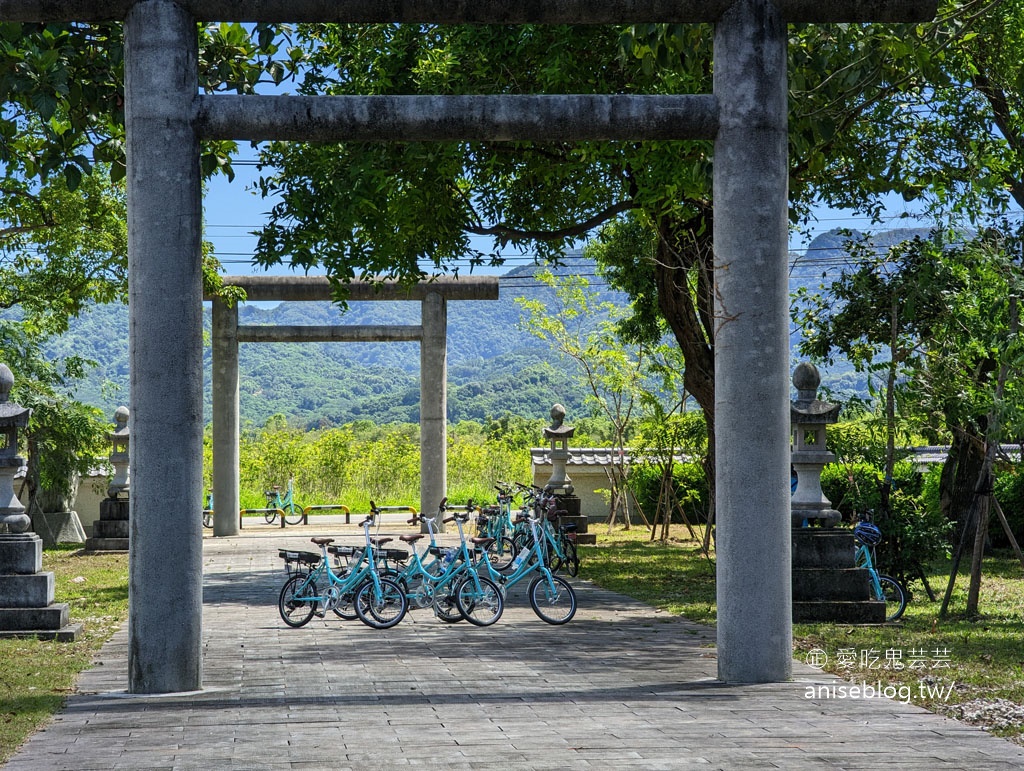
[264,508,279,524]
[278,574,317,628]
[283,501,305,526]
[878,574,907,621]
[455,576,504,627]
[355,577,408,629]
[528,574,577,625]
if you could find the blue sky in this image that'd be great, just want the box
[202,155,938,282]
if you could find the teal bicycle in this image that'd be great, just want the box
[474,484,518,571]
[466,510,577,625]
[511,483,579,576]
[277,514,408,629]
[854,521,907,622]
[265,477,304,525]
[395,499,504,626]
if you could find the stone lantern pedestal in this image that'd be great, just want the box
[0,364,81,640]
[542,404,593,544]
[789,364,885,623]
[86,407,130,552]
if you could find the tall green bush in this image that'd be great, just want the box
[821,460,949,582]
[992,466,1024,549]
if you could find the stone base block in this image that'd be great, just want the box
[84,537,129,552]
[794,600,886,624]
[0,602,82,641]
[792,529,857,569]
[99,498,130,521]
[0,533,43,574]
[0,572,55,607]
[793,568,873,602]
[93,519,129,539]
[34,511,87,547]
[0,603,70,630]
[556,513,594,545]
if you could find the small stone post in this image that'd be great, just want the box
[790,362,884,622]
[0,364,30,535]
[0,363,81,640]
[542,404,589,540]
[790,363,841,527]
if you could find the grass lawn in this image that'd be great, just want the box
[580,524,1024,746]
[0,546,128,765]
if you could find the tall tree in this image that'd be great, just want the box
[794,225,1024,614]
[252,9,1004,508]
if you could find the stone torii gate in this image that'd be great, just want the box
[0,0,935,693]
[207,274,499,537]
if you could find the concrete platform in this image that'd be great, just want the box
[3,525,1023,770]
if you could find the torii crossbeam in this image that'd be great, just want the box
[0,0,936,692]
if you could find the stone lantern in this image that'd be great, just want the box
[543,403,575,496]
[0,364,31,535]
[790,362,841,527]
[107,406,130,499]
[86,407,131,551]
[0,363,80,639]
[790,362,885,623]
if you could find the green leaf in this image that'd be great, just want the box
[63,163,82,191]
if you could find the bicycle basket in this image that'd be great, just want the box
[853,522,882,546]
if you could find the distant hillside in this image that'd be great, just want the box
[46,257,627,427]
[44,229,932,425]
[788,227,938,399]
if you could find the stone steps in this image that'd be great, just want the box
[85,498,129,552]
[792,528,886,624]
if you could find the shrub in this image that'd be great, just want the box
[627,460,709,527]
[992,466,1024,549]
[821,460,949,582]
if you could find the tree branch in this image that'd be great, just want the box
[467,199,637,243]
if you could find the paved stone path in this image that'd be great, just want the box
[4,525,1023,770]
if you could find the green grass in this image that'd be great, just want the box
[0,546,128,765]
[580,525,1024,745]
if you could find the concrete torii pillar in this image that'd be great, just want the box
[125,1,203,693]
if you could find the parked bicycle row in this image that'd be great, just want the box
[276,488,581,630]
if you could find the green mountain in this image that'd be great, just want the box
[44,228,931,426]
[46,257,624,427]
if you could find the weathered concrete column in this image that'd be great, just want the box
[125,0,203,693]
[211,298,240,537]
[420,292,447,525]
[712,0,792,683]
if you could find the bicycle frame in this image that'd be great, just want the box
[398,511,474,614]
[288,519,379,611]
[476,515,556,593]
[855,542,886,600]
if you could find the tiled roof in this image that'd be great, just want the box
[530,447,689,466]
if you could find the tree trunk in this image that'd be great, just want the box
[940,428,986,527]
[654,208,716,517]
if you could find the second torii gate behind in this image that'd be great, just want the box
[207,274,500,535]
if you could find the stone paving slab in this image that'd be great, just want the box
[3,525,1024,770]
